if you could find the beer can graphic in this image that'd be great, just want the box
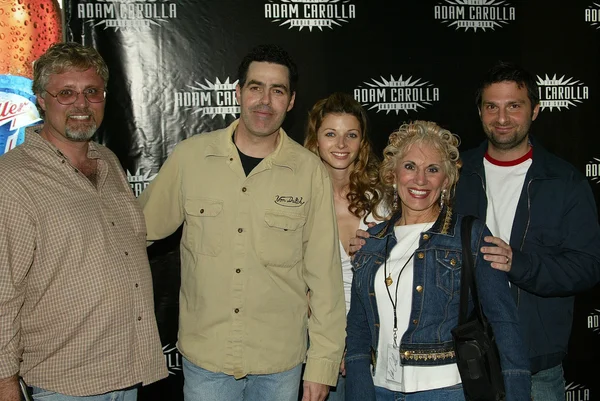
[0,0,62,155]
[0,75,42,155]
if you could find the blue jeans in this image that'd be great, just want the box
[31,386,137,401]
[182,356,302,401]
[375,384,465,401]
[326,373,345,401]
[532,364,565,401]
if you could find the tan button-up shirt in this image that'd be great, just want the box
[0,127,167,396]
[139,120,346,386]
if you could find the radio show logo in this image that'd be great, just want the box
[585,158,600,184]
[566,382,591,401]
[354,75,440,114]
[585,3,600,29]
[77,0,178,30]
[434,0,516,31]
[536,74,589,112]
[174,78,240,119]
[264,0,356,31]
[587,309,600,334]
[127,169,157,197]
[162,344,182,375]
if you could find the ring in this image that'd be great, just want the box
[505,256,510,264]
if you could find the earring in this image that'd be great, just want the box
[392,183,399,210]
[440,189,446,208]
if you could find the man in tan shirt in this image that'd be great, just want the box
[140,44,346,401]
[0,43,167,401]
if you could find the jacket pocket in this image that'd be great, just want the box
[183,198,223,256]
[258,210,306,267]
[435,249,462,295]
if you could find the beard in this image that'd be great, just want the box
[65,122,97,142]
[65,109,98,142]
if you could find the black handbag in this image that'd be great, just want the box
[451,215,506,401]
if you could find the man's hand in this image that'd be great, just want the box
[302,381,329,401]
[481,236,513,272]
[349,226,373,257]
[0,375,21,401]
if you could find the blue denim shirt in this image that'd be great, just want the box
[345,207,531,401]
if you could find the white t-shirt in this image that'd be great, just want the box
[373,222,461,392]
[340,211,379,315]
[484,149,532,243]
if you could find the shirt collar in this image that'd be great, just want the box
[25,124,102,160]
[204,119,298,171]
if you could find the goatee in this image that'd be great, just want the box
[65,123,97,142]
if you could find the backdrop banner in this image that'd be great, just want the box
[63,1,600,400]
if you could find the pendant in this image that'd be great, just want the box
[385,274,393,287]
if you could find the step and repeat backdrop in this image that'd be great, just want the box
[55,0,600,399]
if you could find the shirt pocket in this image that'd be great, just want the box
[435,249,462,295]
[111,192,146,238]
[258,210,306,267]
[183,198,223,256]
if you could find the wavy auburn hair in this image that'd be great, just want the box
[304,92,383,221]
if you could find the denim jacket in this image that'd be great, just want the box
[345,207,531,401]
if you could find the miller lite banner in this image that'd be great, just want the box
[2,0,599,399]
[0,0,62,155]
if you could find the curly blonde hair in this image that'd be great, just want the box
[379,121,462,215]
[304,92,383,221]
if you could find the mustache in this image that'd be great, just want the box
[67,108,93,116]
[251,105,273,114]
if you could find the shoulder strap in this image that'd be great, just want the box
[458,215,484,325]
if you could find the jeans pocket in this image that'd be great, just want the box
[31,386,56,400]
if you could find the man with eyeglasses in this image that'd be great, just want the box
[0,42,167,401]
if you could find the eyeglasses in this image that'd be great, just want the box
[44,88,106,105]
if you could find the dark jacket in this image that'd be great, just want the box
[345,207,531,401]
[455,138,600,373]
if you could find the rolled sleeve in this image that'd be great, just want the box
[302,165,346,386]
[0,192,35,378]
[139,143,185,241]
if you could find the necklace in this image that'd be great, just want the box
[383,235,417,347]
[384,228,422,286]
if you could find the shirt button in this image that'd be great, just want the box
[61,160,65,164]
[416,285,423,292]
[229,158,234,161]
[111,222,115,226]
[200,209,204,214]
[236,269,241,273]
[234,308,240,313]
[238,228,243,233]
[242,187,247,192]
[135,283,139,288]
[124,251,129,256]
[137,316,142,321]
[422,234,430,240]
[417,252,425,259]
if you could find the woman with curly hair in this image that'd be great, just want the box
[345,121,531,401]
[304,92,385,400]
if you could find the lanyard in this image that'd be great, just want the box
[383,236,416,348]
